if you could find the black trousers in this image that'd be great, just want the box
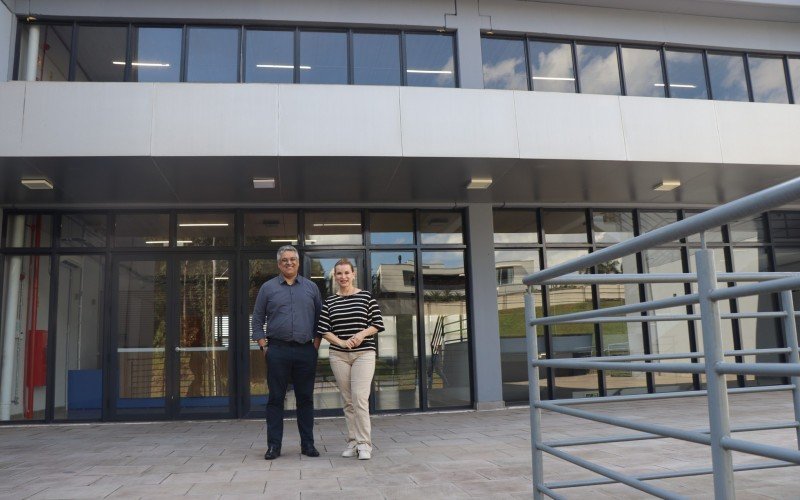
[265,341,317,449]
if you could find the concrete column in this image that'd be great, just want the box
[1,216,25,420]
[23,24,40,82]
[466,204,504,410]
[448,0,484,89]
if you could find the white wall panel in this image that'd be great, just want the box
[0,82,24,155]
[400,87,519,158]
[620,97,722,163]
[21,83,153,156]
[151,84,279,156]
[278,85,402,157]
[715,101,800,165]
[515,92,627,161]
[0,2,13,82]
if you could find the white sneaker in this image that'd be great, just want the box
[341,444,357,458]
[357,444,371,460]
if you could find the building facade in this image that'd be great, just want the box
[1,0,800,423]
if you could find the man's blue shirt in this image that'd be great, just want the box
[251,274,322,344]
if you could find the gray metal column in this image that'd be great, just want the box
[449,0,484,89]
[466,204,504,410]
[525,291,544,500]
[779,291,800,447]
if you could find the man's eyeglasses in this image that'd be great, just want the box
[279,257,298,264]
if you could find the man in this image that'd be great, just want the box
[252,245,322,460]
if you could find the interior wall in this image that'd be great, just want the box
[0,1,14,81]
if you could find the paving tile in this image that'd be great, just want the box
[187,480,266,495]
[161,471,236,484]
[106,483,193,498]
[27,484,121,499]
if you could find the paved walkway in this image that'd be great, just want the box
[0,392,798,499]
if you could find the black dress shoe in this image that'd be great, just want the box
[264,446,281,460]
[301,445,320,457]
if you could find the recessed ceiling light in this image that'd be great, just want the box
[654,180,681,191]
[467,177,493,189]
[178,223,229,227]
[253,177,276,189]
[21,178,54,190]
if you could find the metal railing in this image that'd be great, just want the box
[521,177,800,499]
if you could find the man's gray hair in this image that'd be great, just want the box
[277,245,299,260]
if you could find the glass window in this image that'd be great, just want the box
[592,211,634,244]
[422,251,470,408]
[707,52,749,102]
[243,212,298,246]
[370,212,414,245]
[304,212,362,245]
[493,210,539,244]
[0,255,51,421]
[529,40,576,93]
[419,212,463,245]
[245,29,295,83]
[353,32,401,86]
[621,46,664,97]
[769,211,800,242]
[481,37,527,90]
[789,58,800,104]
[130,27,182,82]
[404,33,456,88]
[684,210,724,244]
[247,258,278,408]
[186,27,239,83]
[113,213,170,248]
[176,213,234,247]
[4,214,53,247]
[60,213,107,248]
[728,215,767,243]
[299,31,348,84]
[55,255,104,420]
[639,210,678,234]
[748,55,789,104]
[542,210,588,243]
[23,25,72,81]
[664,50,708,99]
[576,43,621,96]
[74,25,127,82]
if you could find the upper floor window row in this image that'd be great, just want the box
[482,35,799,104]
[17,23,457,88]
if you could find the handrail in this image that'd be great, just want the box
[523,176,800,285]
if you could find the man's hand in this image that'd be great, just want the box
[313,337,321,350]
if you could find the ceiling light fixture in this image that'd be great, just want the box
[271,239,298,243]
[532,76,575,81]
[312,223,361,227]
[178,223,230,227]
[112,61,171,67]
[467,177,493,190]
[21,178,54,190]
[256,64,311,69]
[214,276,229,281]
[253,177,276,189]
[654,83,697,89]
[406,69,453,74]
[654,180,681,191]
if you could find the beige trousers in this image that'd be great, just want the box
[329,349,376,450]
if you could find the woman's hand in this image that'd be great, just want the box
[338,338,350,349]
[346,333,364,349]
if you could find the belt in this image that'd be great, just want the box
[268,338,313,347]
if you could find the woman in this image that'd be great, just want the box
[317,258,384,460]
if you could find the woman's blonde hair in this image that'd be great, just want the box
[334,258,355,272]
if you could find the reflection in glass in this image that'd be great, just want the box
[176,213,234,247]
[178,259,231,414]
[245,29,294,83]
[748,56,789,103]
[546,249,598,399]
[419,212,463,244]
[370,212,414,245]
[299,31,348,84]
[496,250,544,402]
[576,44,621,95]
[186,27,239,83]
[60,213,107,248]
[116,260,167,416]
[664,50,708,99]
[728,215,767,243]
[4,214,53,248]
[769,211,800,242]
[304,212,362,245]
[26,25,72,81]
[707,53,749,102]
[529,40,576,93]
[542,210,587,243]
[621,47,664,97]
[56,255,104,420]
[685,210,724,243]
[405,33,455,88]
[0,255,50,421]
[371,252,419,410]
[130,27,181,82]
[493,209,539,244]
[114,213,170,248]
[481,37,527,90]
[244,212,298,246]
[789,58,800,104]
[353,32,401,86]
[592,211,633,244]
[422,251,470,407]
[248,259,277,409]
[639,211,679,242]
[75,26,127,82]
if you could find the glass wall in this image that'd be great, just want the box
[481,37,527,90]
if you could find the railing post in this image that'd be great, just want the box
[695,248,735,498]
[779,290,800,447]
[525,289,544,500]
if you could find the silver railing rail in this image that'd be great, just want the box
[522,176,800,499]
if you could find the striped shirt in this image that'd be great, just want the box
[317,290,384,353]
